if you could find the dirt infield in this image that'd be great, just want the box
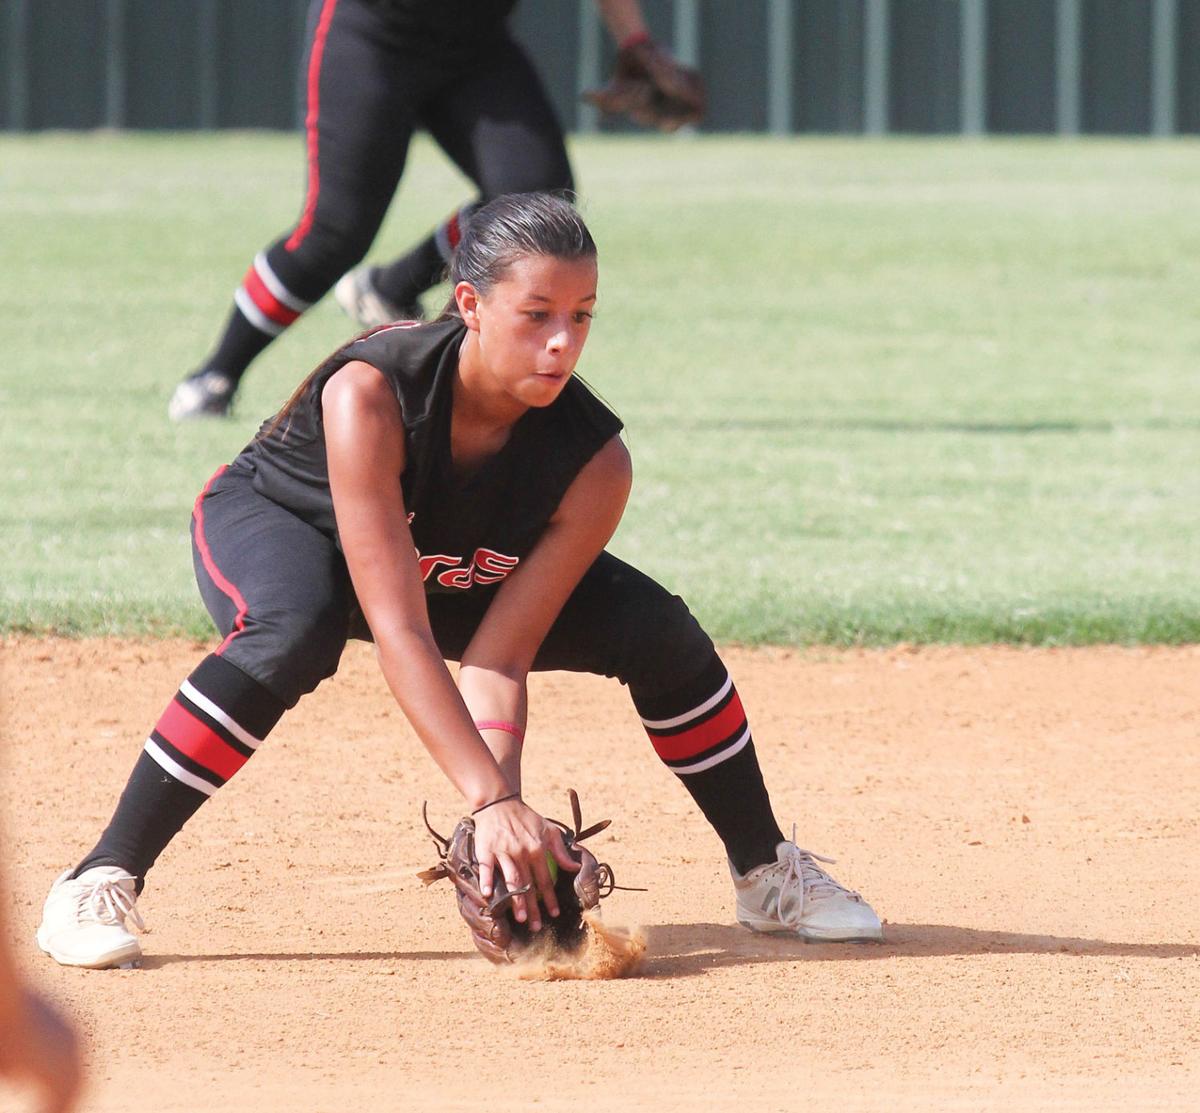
[3,637,1199,1111]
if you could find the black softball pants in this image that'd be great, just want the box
[265,0,573,306]
[192,465,715,709]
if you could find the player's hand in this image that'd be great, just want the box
[472,798,579,933]
[0,989,84,1113]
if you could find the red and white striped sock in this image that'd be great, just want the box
[74,655,286,887]
[634,655,784,875]
[142,654,283,796]
[232,252,312,338]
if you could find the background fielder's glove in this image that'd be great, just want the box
[418,789,614,964]
[583,36,706,133]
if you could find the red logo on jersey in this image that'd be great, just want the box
[428,547,520,589]
[410,514,520,590]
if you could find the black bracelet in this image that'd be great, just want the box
[471,791,521,817]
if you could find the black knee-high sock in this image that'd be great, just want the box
[633,655,785,876]
[73,750,209,892]
[74,654,286,891]
[198,304,275,386]
[373,203,478,308]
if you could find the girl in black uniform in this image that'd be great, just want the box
[42,194,881,969]
[168,0,658,421]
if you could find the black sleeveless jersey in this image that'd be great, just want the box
[232,317,623,596]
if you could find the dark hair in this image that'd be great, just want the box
[265,192,595,439]
[441,191,596,313]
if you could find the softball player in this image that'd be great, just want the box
[42,193,881,968]
[168,0,673,421]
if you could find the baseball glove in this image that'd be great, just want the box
[583,38,705,133]
[417,789,617,964]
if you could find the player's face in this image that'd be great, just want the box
[458,253,598,408]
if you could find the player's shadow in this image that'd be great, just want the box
[141,949,461,969]
[640,922,1200,979]
[140,923,1200,973]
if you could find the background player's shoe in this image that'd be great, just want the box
[37,866,145,969]
[731,841,883,942]
[334,267,422,328]
[168,368,236,421]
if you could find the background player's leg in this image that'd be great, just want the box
[363,36,574,319]
[171,0,418,419]
[39,470,354,967]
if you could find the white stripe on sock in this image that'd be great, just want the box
[669,723,751,776]
[234,286,286,336]
[144,738,217,796]
[254,252,310,312]
[179,680,262,750]
[640,674,733,730]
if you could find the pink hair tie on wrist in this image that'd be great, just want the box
[474,720,525,743]
[620,30,652,50]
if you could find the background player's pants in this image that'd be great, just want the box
[204,0,572,378]
[75,467,782,884]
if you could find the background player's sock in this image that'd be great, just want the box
[73,655,286,889]
[633,655,785,875]
[373,203,478,310]
[199,251,316,385]
[196,305,275,388]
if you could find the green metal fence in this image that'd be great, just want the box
[2,0,1197,134]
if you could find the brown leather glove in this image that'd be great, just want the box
[418,789,613,964]
[583,37,706,133]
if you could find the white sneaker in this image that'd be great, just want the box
[732,841,883,943]
[36,867,146,968]
[333,267,420,329]
[168,368,235,421]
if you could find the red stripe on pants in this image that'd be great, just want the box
[285,0,340,252]
[647,691,747,762]
[156,699,249,782]
[192,466,250,656]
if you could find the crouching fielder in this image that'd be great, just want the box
[38,193,881,968]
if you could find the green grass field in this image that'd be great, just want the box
[2,132,1199,644]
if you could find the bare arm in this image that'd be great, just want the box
[322,361,575,926]
[593,0,649,45]
[324,361,511,807]
[456,434,633,777]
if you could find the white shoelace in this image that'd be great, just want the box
[78,876,146,934]
[768,836,862,931]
